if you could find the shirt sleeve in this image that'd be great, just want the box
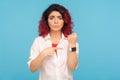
[27,38,40,68]
[75,42,79,69]
[76,42,79,56]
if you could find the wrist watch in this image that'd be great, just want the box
[69,47,76,52]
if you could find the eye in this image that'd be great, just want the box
[49,17,53,20]
[49,16,54,20]
[58,16,63,20]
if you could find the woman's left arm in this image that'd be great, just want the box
[67,33,79,71]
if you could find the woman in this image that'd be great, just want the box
[28,3,79,80]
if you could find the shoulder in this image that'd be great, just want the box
[31,36,45,47]
[34,36,44,42]
[33,34,49,42]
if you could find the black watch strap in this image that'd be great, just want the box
[69,47,76,52]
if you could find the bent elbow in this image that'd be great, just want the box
[29,64,38,72]
[30,68,36,72]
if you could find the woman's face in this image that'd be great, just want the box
[48,11,64,32]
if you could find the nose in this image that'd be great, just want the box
[54,18,58,24]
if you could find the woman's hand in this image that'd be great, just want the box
[68,33,78,47]
[42,47,63,57]
[67,33,78,71]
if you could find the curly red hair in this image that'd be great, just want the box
[38,4,73,37]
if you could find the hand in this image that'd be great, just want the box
[68,33,78,47]
[42,47,63,56]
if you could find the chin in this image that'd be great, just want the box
[51,29,61,32]
[52,28,62,31]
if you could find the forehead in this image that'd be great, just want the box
[49,11,62,16]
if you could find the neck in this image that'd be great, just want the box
[49,31,62,43]
[49,31,62,38]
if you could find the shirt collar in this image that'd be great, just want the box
[44,33,67,41]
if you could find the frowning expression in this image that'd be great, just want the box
[48,11,64,32]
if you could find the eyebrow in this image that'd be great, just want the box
[49,15,55,18]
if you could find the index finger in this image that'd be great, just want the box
[53,47,63,50]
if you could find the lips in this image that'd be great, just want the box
[53,26,59,28]
[53,25,59,27]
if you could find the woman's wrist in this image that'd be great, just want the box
[69,42,76,52]
[40,50,47,58]
[69,43,76,48]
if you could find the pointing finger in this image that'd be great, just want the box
[53,47,63,50]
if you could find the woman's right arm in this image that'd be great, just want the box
[30,50,46,72]
[30,47,57,72]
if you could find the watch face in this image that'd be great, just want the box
[71,47,76,52]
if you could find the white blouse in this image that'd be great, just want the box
[28,34,79,80]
